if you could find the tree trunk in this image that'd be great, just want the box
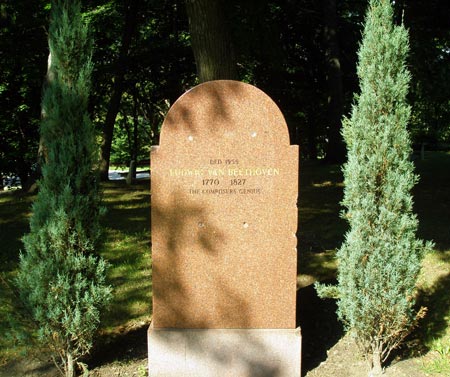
[185,0,238,83]
[132,85,139,167]
[126,87,139,185]
[66,352,74,377]
[126,160,136,185]
[24,52,52,193]
[323,0,346,163]
[369,349,383,376]
[99,1,139,181]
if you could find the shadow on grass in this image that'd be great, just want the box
[297,251,337,289]
[0,191,34,269]
[414,152,450,252]
[297,280,343,375]
[101,179,150,235]
[296,161,344,374]
[298,160,346,253]
[297,155,450,372]
[104,271,152,329]
[99,179,152,332]
[296,162,345,374]
[88,323,149,368]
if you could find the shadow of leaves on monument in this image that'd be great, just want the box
[166,81,243,138]
[151,189,225,328]
[151,191,284,375]
[160,329,282,377]
[152,190,260,326]
[149,81,296,376]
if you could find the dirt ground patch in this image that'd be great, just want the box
[0,335,431,377]
[304,333,429,377]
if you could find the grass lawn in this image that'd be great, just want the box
[0,179,152,366]
[0,152,449,374]
[99,180,152,333]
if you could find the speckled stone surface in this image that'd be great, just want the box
[147,324,301,377]
[151,80,298,329]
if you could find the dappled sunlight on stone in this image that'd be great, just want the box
[149,80,301,376]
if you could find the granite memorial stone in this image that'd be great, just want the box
[148,80,301,376]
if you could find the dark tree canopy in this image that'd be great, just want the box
[0,0,48,187]
[0,0,448,186]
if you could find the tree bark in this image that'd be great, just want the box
[185,0,238,83]
[66,352,74,377]
[369,349,383,376]
[126,86,139,185]
[22,52,52,193]
[99,1,139,181]
[323,0,346,163]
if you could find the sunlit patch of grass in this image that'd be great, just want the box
[298,250,337,289]
[312,180,344,188]
[99,180,152,333]
[417,250,450,288]
[416,250,450,374]
[421,337,450,375]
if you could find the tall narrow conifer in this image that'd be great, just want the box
[15,1,111,376]
[317,0,432,375]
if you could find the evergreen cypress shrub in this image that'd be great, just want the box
[15,1,111,376]
[317,0,432,375]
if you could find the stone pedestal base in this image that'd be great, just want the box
[147,324,301,377]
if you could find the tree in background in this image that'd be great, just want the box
[403,0,450,146]
[185,0,238,82]
[15,1,111,376]
[317,0,432,374]
[97,1,140,181]
[322,0,346,163]
[89,0,194,180]
[0,0,48,188]
[0,1,447,184]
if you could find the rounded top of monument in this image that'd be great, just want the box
[158,80,291,149]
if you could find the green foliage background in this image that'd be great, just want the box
[1,0,449,183]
